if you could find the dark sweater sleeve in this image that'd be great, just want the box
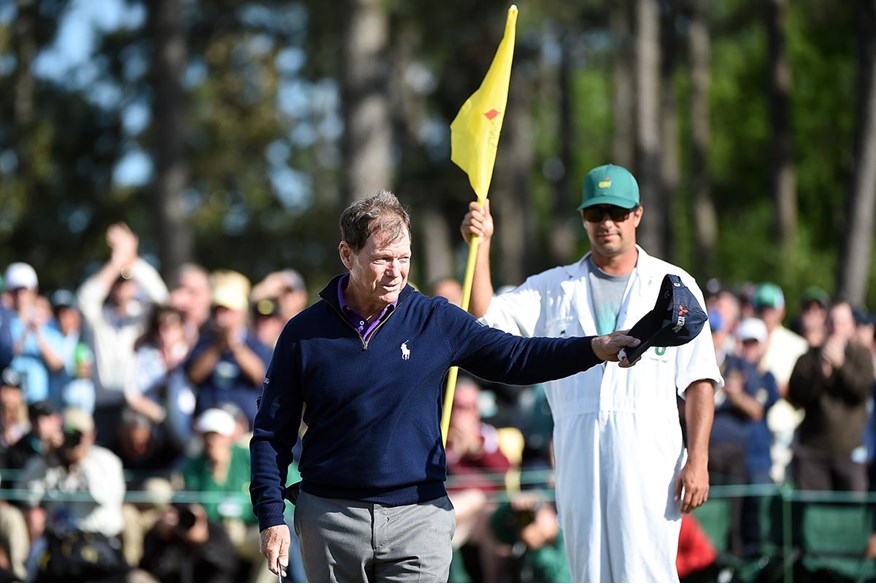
[442,304,602,385]
[831,343,875,405]
[787,349,821,408]
[250,331,303,531]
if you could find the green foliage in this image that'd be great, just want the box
[0,0,870,306]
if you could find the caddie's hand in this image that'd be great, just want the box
[460,200,494,244]
[675,460,709,514]
[260,524,291,578]
[591,331,640,367]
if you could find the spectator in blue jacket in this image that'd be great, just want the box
[250,190,639,582]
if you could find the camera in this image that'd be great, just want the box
[62,429,83,450]
[176,504,198,532]
[490,501,542,545]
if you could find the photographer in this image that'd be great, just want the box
[490,491,570,583]
[18,407,128,581]
[139,501,239,582]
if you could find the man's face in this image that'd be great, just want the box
[56,306,81,335]
[581,205,643,260]
[203,431,233,462]
[9,287,36,312]
[828,303,856,341]
[341,229,411,307]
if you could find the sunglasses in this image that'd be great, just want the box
[582,205,636,223]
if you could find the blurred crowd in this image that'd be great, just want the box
[1,222,876,582]
[0,223,308,582]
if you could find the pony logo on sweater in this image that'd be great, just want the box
[400,341,411,360]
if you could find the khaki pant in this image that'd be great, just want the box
[0,503,29,581]
[225,518,274,583]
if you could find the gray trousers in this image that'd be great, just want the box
[294,491,456,583]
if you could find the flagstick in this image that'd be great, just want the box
[441,233,481,446]
[442,4,516,446]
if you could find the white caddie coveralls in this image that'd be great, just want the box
[480,246,723,582]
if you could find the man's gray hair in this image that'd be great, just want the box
[340,189,412,251]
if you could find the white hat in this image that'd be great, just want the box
[4,262,38,291]
[737,318,768,344]
[195,408,236,436]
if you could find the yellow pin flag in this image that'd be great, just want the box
[443,6,517,446]
[450,4,517,205]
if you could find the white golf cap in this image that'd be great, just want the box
[195,407,236,436]
[737,317,768,344]
[4,262,38,291]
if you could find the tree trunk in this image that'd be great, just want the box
[341,0,392,201]
[634,0,664,257]
[549,29,579,264]
[149,0,192,279]
[9,0,37,217]
[611,0,635,169]
[495,58,536,286]
[417,207,455,287]
[837,0,876,305]
[766,0,797,255]
[659,0,679,262]
[690,0,718,278]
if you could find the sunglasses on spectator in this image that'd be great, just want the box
[582,205,637,223]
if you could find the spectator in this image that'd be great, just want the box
[853,307,876,369]
[787,302,874,492]
[0,289,13,370]
[115,408,182,483]
[139,501,239,583]
[734,318,779,485]
[428,277,464,307]
[445,375,512,582]
[217,401,253,446]
[185,270,271,428]
[790,286,830,348]
[4,262,65,404]
[121,476,174,570]
[20,407,128,581]
[489,491,571,583]
[250,296,286,350]
[130,304,196,450]
[169,263,213,347]
[181,407,272,582]
[0,369,35,581]
[755,282,809,485]
[250,269,309,349]
[253,269,309,323]
[0,499,29,582]
[48,289,95,414]
[4,400,63,491]
[711,318,779,556]
[0,368,29,453]
[707,287,742,358]
[76,223,169,450]
[755,283,809,398]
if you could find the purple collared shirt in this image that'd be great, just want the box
[338,274,397,341]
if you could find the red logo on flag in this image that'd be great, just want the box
[484,109,500,120]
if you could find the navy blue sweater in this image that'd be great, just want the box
[250,275,604,530]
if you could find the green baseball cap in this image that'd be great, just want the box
[578,164,640,211]
[753,283,785,310]
[801,286,830,308]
